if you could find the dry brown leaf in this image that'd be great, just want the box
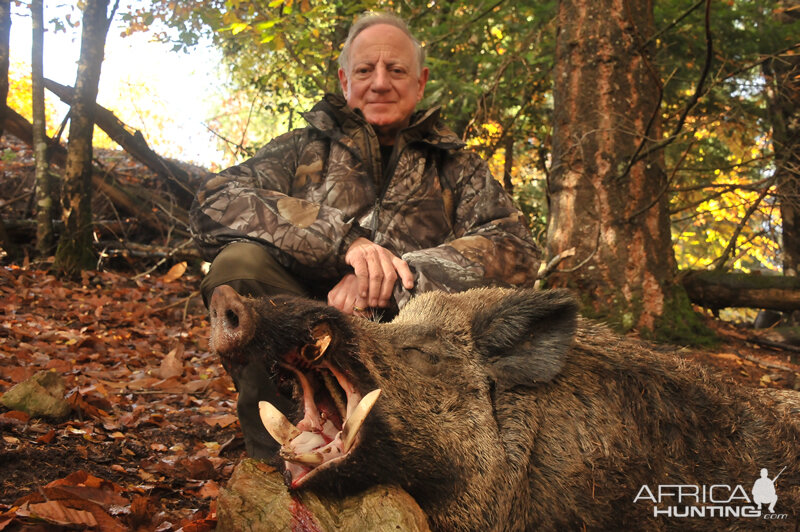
[198,480,220,499]
[0,514,15,531]
[159,345,185,379]
[0,410,30,424]
[67,390,110,420]
[161,261,188,283]
[203,414,238,429]
[710,352,743,362]
[17,500,98,528]
[36,429,56,444]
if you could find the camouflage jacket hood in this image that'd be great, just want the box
[191,93,541,307]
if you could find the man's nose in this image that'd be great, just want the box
[371,66,391,91]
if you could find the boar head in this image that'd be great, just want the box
[209,286,578,519]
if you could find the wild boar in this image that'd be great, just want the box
[209,285,800,531]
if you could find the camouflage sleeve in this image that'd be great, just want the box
[394,152,541,309]
[190,130,365,279]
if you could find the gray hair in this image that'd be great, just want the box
[338,12,426,75]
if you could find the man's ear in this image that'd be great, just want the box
[338,68,349,98]
[417,67,429,101]
[471,289,578,391]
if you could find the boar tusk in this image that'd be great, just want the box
[341,389,382,453]
[280,448,325,466]
[259,401,301,445]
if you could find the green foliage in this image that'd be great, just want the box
[126,0,796,285]
[654,0,799,274]
[2,149,18,163]
[125,0,556,172]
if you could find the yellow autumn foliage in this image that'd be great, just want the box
[671,123,780,274]
[8,60,180,157]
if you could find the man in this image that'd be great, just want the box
[190,12,541,458]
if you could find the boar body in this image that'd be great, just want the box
[210,286,800,531]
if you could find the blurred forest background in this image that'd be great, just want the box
[1,0,799,339]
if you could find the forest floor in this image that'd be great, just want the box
[0,263,797,531]
[0,140,799,531]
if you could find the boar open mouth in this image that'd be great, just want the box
[259,323,381,488]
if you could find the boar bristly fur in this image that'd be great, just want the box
[210,286,800,531]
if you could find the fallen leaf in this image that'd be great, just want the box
[159,345,185,379]
[710,352,742,362]
[160,262,187,283]
[203,414,238,429]
[198,480,220,499]
[36,429,56,444]
[179,456,217,480]
[0,514,15,531]
[16,500,98,528]
[67,390,110,420]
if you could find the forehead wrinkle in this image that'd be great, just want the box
[352,47,412,65]
[349,25,419,73]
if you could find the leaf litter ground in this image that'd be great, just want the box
[0,264,798,531]
[0,265,237,531]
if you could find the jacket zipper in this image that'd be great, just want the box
[369,142,406,241]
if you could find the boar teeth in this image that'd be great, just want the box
[280,448,325,466]
[341,389,381,453]
[258,401,301,445]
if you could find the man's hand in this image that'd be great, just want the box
[340,237,414,310]
[327,273,366,315]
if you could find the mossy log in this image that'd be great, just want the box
[680,270,800,311]
[216,459,430,532]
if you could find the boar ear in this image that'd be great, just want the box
[471,289,578,389]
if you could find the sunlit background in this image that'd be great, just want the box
[8,3,224,168]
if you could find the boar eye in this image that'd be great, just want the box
[401,347,441,371]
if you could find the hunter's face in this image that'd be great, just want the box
[338,24,429,145]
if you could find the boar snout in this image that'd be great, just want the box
[209,285,256,355]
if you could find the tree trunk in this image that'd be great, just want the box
[763,2,800,277]
[546,0,685,337]
[0,0,10,140]
[32,0,55,257]
[54,0,114,276]
[0,0,17,260]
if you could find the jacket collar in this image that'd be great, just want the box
[302,93,464,150]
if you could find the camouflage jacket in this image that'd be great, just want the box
[190,94,541,307]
